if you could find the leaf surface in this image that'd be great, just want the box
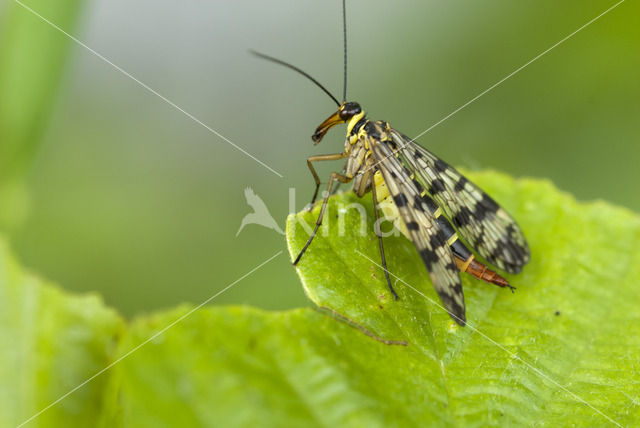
[105,172,640,426]
[0,239,123,427]
[3,172,639,427]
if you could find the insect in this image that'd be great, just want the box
[253,1,529,326]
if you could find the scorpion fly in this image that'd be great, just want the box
[253,0,529,326]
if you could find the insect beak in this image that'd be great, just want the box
[312,110,344,144]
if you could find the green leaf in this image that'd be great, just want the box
[282,170,640,425]
[2,172,639,426]
[97,171,639,426]
[0,238,123,427]
[0,0,85,230]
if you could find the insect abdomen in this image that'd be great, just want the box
[373,171,512,290]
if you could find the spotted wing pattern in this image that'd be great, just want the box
[368,133,466,325]
[388,130,530,274]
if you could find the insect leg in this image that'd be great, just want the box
[293,171,352,265]
[306,153,348,207]
[370,181,398,299]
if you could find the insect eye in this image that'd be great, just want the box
[340,102,361,120]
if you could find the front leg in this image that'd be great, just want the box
[306,153,348,209]
[293,171,352,266]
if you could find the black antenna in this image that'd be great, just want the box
[250,50,341,107]
[342,0,348,102]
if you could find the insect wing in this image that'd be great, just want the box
[389,130,530,274]
[369,135,466,325]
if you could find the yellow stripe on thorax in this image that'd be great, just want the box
[346,111,365,136]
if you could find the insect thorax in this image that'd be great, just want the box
[344,114,390,197]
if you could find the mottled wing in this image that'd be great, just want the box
[389,130,530,274]
[368,134,466,325]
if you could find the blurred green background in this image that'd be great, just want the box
[0,0,638,317]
